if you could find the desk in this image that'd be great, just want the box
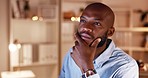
[1,70,35,78]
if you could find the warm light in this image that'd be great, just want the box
[9,43,21,53]
[17,44,21,49]
[9,44,17,53]
[71,17,75,21]
[39,17,43,21]
[71,17,80,22]
[76,17,80,22]
[32,16,39,21]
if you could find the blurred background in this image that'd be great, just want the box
[0,0,148,78]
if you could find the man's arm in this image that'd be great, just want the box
[71,32,101,77]
[112,61,139,78]
[59,59,65,78]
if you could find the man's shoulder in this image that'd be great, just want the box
[102,47,139,78]
[101,47,138,72]
[111,47,137,65]
[63,48,73,61]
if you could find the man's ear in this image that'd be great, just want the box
[107,27,115,37]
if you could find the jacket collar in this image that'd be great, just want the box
[93,39,116,68]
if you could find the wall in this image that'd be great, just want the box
[102,0,148,10]
[0,0,148,77]
[102,0,148,27]
[0,0,9,76]
[102,0,148,64]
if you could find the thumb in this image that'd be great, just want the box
[90,38,101,48]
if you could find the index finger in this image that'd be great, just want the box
[89,37,101,48]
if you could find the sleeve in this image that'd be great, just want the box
[121,64,139,78]
[59,58,66,78]
[81,74,100,78]
[87,74,100,78]
[59,50,72,78]
[59,52,70,78]
[114,60,139,78]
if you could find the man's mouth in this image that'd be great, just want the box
[80,33,92,41]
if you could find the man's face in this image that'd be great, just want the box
[77,9,110,47]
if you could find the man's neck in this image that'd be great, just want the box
[94,39,111,59]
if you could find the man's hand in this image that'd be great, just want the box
[71,32,101,73]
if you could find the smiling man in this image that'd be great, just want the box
[59,2,139,78]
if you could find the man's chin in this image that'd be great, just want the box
[81,37,91,44]
[82,38,92,45]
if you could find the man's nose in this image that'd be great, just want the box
[81,23,93,32]
[81,27,92,32]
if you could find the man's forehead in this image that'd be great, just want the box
[81,9,107,20]
[83,3,114,18]
[80,15,102,20]
[85,3,109,12]
[85,3,111,11]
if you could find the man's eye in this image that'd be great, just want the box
[94,22,101,26]
[80,19,86,23]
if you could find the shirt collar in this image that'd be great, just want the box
[93,39,116,68]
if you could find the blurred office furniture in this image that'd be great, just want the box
[1,70,35,78]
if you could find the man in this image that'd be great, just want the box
[59,2,139,78]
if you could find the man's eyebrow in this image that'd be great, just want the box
[94,17,103,20]
[94,18,100,20]
[80,16,86,19]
